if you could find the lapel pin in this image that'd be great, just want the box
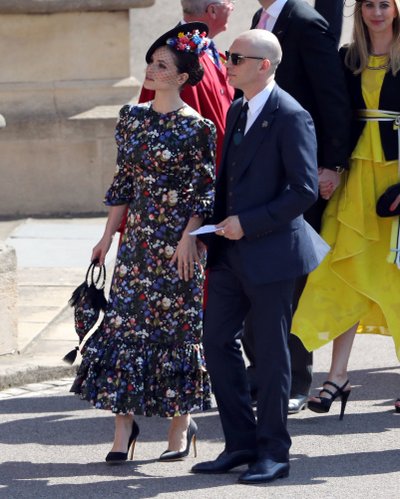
[262,121,269,128]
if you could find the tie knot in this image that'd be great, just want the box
[241,102,249,115]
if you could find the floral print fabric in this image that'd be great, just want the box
[71,103,216,416]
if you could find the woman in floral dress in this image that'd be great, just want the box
[71,23,216,462]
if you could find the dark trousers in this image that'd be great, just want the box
[314,0,344,47]
[243,287,312,397]
[242,294,312,396]
[242,197,327,396]
[203,243,294,462]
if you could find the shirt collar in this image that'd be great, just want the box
[244,80,276,116]
[265,0,287,20]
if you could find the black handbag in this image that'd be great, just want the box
[376,183,400,217]
[62,259,107,365]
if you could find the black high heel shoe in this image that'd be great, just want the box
[105,420,140,464]
[158,418,198,462]
[395,399,400,413]
[308,380,351,420]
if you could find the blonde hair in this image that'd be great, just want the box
[345,0,400,75]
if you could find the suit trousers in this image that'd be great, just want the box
[242,196,327,396]
[242,302,312,397]
[203,242,294,462]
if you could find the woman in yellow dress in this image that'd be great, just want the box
[292,0,400,417]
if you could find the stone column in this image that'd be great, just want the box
[0,0,155,216]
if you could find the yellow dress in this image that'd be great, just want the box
[292,55,400,360]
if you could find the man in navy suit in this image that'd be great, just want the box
[243,0,350,414]
[191,29,328,484]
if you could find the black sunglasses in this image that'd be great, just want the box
[225,51,265,66]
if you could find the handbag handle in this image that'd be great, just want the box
[87,259,107,290]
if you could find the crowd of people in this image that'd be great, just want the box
[70,0,400,486]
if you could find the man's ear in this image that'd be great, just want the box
[206,3,217,19]
[260,58,272,73]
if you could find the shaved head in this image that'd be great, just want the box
[226,29,282,99]
[235,29,282,67]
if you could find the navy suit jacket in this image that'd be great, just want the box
[206,84,328,284]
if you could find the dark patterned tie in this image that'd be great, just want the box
[232,102,249,146]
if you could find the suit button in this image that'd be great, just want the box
[230,176,234,181]
[229,192,232,197]
[232,162,236,166]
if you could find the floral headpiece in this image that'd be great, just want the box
[166,29,210,56]
[145,22,210,63]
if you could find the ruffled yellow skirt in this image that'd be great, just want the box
[292,156,400,360]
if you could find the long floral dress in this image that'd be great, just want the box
[71,103,216,417]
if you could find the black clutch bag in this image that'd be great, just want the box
[62,259,107,365]
[376,183,400,217]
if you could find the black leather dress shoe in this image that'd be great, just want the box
[238,458,290,484]
[191,450,256,474]
[288,394,308,414]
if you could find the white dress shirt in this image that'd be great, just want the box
[262,0,288,31]
[243,80,276,134]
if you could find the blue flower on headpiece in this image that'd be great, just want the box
[166,29,210,56]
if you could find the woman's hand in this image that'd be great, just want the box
[92,234,113,265]
[389,194,400,213]
[171,233,203,282]
[91,204,127,265]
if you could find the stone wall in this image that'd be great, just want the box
[0,0,154,216]
[0,0,153,12]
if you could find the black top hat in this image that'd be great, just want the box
[145,22,210,63]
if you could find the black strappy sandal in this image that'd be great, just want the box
[308,380,351,420]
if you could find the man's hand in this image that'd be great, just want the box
[215,215,244,240]
[318,168,341,200]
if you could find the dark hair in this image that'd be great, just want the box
[169,47,204,86]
